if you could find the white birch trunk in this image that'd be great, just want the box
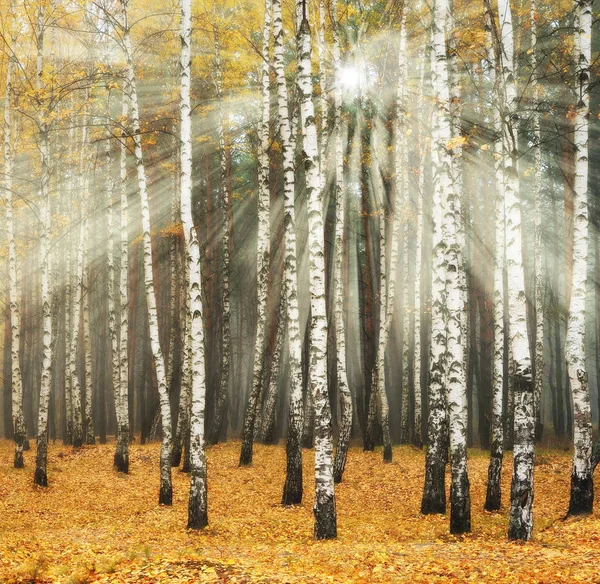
[421,7,448,518]
[179,0,208,528]
[69,219,85,450]
[272,0,304,506]
[83,236,94,445]
[210,17,231,444]
[115,94,130,473]
[296,0,336,539]
[444,0,470,534]
[332,0,352,484]
[121,0,173,505]
[494,0,535,541]
[566,0,593,516]
[484,2,506,511]
[239,0,273,467]
[397,14,410,446]
[34,4,53,486]
[3,0,25,469]
[531,0,544,441]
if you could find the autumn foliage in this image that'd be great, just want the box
[1,440,599,583]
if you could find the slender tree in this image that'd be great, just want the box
[297,0,336,538]
[34,2,53,487]
[121,0,173,504]
[566,0,593,517]
[180,0,209,529]
[332,0,352,484]
[239,0,272,466]
[3,0,26,469]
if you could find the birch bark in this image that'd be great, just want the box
[3,0,25,469]
[494,0,535,541]
[566,0,593,517]
[209,14,232,444]
[121,0,173,505]
[179,0,209,528]
[332,0,352,484]
[296,0,336,538]
[272,0,304,506]
[34,4,53,487]
[484,0,505,511]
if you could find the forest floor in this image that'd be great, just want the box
[1,439,599,583]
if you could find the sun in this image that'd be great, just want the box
[338,65,361,90]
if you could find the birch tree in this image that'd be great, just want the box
[3,0,26,469]
[115,95,130,473]
[332,0,352,484]
[296,0,336,538]
[531,0,544,441]
[180,0,209,529]
[421,16,448,518]
[209,8,232,445]
[565,0,593,517]
[272,0,304,506]
[493,0,535,541]
[483,0,505,512]
[239,0,272,467]
[121,0,173,505]
[34,2,53,487]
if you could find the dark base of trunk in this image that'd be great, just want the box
[412,437,423,449]
[34,466,48,487]
[114,452,129,474]
[383,444,392,463]
[23,439,30,451]
[86,436,95,446]
[450,475,471,534]
[187,508,208,530]
[508,485,532,541]
[567,471,593,516]
[484,451,503,512]
[99,436,107,445]
[421,457,446,515]
[239,439,253,466]
[171,448,182,467]
[363,435,374,452]
[282,431,303,505]
[159,484,173,505]
[14,451,24,469]
[73,437,83,449]
[314,495,337,540]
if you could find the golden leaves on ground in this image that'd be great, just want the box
[0,440,599,583]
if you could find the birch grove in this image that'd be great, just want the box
[0,0,597,547]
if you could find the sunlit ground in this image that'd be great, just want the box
[0,439,599,583]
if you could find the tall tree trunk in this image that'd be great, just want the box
[121,0,172,505]
[270,0,304,505]
[239,0,272,466]
[180,0,208,529]
[437,0,470,534]
[493,0,535,541]
[421,40,448,517]
[115,95,130,472]
[4,0,25,468]
[484,0,505,512]
[531,0,544,442]
[332,0,352,483]
[566,0,593,517]
[210,15,232,444]
[34,4,53,487]
[296,0,336,538]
